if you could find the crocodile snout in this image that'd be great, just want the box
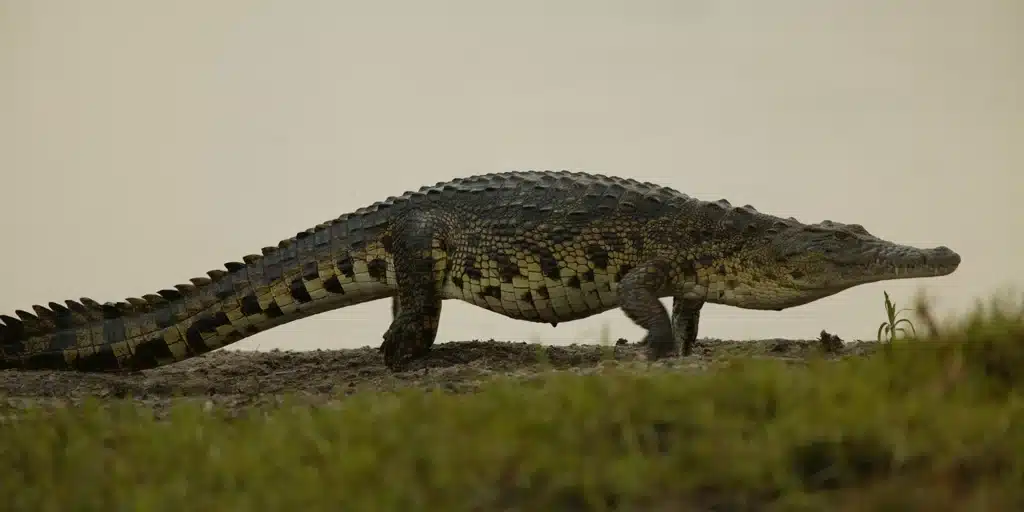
[925,246,961,268]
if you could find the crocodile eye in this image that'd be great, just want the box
[833,231,851,241]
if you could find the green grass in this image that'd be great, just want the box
[3,293,1024,511]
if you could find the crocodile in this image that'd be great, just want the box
[0,170,961,373]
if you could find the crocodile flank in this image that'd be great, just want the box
[0,170,961,372]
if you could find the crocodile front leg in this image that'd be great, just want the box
[618,259,678,360]
[671,296,704,356]
[380,211,448,370]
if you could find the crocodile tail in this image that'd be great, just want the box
[0,221,394,373]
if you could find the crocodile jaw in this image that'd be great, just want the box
[775,244,962,309]
[820,243,961,286]
[712,236,961,311]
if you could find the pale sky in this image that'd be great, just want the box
[1,0,1021,352]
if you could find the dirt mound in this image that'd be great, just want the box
[0,337,878,417]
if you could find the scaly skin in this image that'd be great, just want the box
[0,170,961,372]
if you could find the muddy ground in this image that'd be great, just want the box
[0,336,879,417]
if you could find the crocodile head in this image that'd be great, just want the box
[727,219,961,310]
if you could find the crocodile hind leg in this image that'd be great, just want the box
[618,259,677,360]
[380,211,447,370]
[671,297,704,356]
[377,296,402,353]
[377,296,400,355]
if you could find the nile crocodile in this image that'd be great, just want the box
[0,170,960,372]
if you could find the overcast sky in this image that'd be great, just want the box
[2,0,1021,351]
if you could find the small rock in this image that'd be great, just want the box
[818,330,844,353]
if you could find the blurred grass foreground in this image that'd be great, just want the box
[2,292,1023,511]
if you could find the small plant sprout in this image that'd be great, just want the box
[877,291,918,343]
